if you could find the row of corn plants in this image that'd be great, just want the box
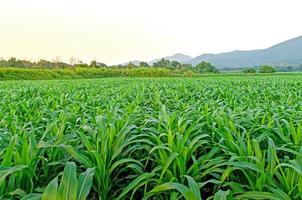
[0,76,302,199]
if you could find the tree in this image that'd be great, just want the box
[243,68,256,73]
[7,57,18,67]
[139,62,150,68]
[90,60,97,68]
[69,56,77,66]
[259,65,276,73]
[171,61,182,69]
[152,58,170,68]
[37,59,55,68]
[96,62,107,68]
[126,62,136,69]
[195,61,219,73]
[182,64,193,69]
[75,63,89,68]
[19,60,32,68]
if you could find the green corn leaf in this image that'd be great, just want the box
[214,190,231,200]
[185,176,201,200]
[116,173,154,200]
[77,168,95,200]
[158,152,178,184]
[0,165,28,183]
[42,177,58,200]
[21,193,42,200]
[57,162,78,200]
[144,182,198,200]
[235,191,282,200]
[1,138,16,167]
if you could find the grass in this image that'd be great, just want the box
[0,75,302,199]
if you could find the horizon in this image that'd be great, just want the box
[1,35,302,66]
[1,0,302,65]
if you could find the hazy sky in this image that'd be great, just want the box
[1,0,302,65]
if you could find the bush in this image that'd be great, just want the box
[195,62,219,73]
[243,68,256,73]
[184,70,194,77]
[259,65,276,73]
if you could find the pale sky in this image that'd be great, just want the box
[0,0,302,65]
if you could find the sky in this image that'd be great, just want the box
[0,0,302,65]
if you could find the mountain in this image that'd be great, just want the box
[165,53,193,63]
[120,54,192,66]
[120,36,302,69]
[188,36,302,69]
[121,60,143,66]
[150,53,192,64]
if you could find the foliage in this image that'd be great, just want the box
[275,65,302,72]
[183,70,194,77]
[170,61,182,69]
[126,62,137,69]
[75,63,89,68]
[194,61,219,73]
[139,62,150,68]
[182,63,193,69]
[40,162,95,200]
[152,58,171,68]
[0,67,177,80]
[243,68,256,73]
[1,76,302,199]
[96,62,107,68]
[151,59,193,70]
[90,60,98,68]
[222,65,302,73]
[259,65,276,73]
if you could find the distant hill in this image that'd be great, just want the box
[188,36,302,68]
[121,36,302,69]
[150,53,192,64]
[121,53,192,66]
[165,53,193,63]
[121,60,143,66]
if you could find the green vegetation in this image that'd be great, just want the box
[259,65,276,73]
[0,60,221,80]
[1,75,302,199]
[195,61,219,73]
[0,67,179,80]
[224,65,302,73]
[0,57,220,78]
[276,65,302,72]
[239,65,277,74]
[243,68,256,73]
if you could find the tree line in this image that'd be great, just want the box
[243,65,276,73]
[242,65,302,73]
[0,57,220,73]
[5,56,298,74]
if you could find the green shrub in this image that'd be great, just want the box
[259,65,276,73]
[194,61,219,73]
[183,70,194,77]
[243,68,256,73]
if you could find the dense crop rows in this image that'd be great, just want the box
[1,76,302,199]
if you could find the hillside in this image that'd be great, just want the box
[188,36,302,68]
[150,53,192,64]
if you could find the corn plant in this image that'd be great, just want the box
[0,76,302,199]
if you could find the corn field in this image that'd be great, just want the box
[1,76,302,200]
